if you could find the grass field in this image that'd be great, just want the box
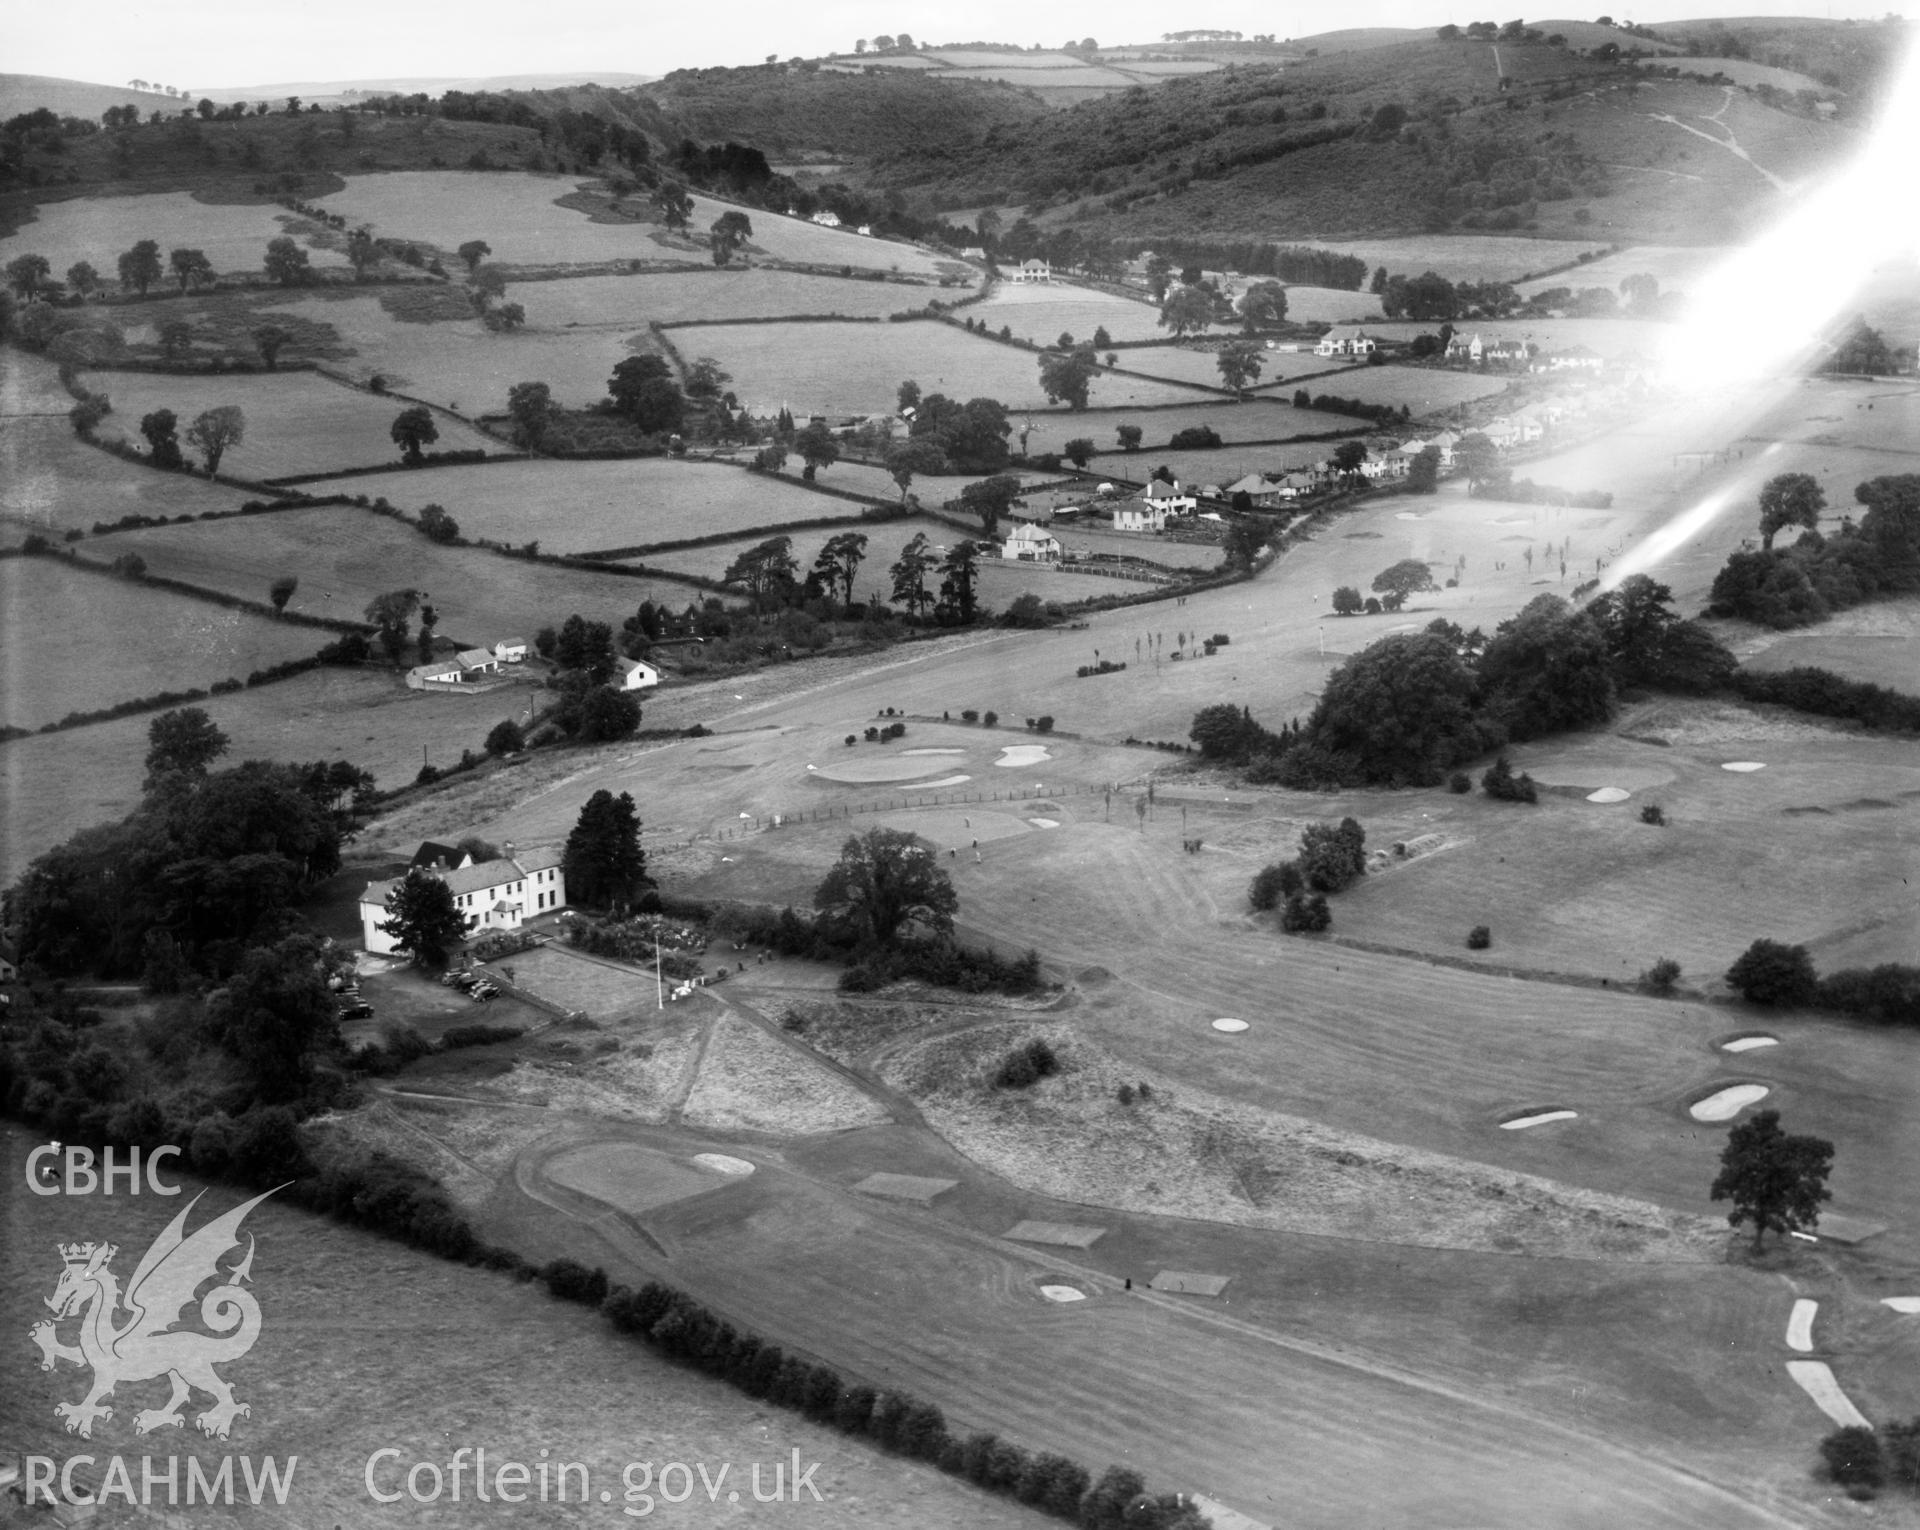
[1027,400,1363,459]
[0,555,331,732]
[1305,235,1612,285]
[1106,347,1236,390]
[528,267,945,325]
[1362,317,1672,359]
[971,283,1167,345]
[80,369,501,479]
[686,320,1207,416]
[316,172,953,275]
[1515,245,1724,299]
[1658,55,1832,93]
[1,666,526,879]
[1,416,264,539]
[1277,285,1387,323]
[299,456,869,553]
[0,1124,1040,1530]
[1284,364,1513,412]
[97,504,694,646]
[0,189,348,276]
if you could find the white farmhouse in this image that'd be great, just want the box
[1002,523,1062,562]
[617,657,661,691]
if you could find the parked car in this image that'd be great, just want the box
[338,1001,374,1020]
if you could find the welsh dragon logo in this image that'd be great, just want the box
[29,1188,277,1440]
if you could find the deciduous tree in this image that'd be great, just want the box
[1237,280,1288,330]
[140,408,183,469]
[144,706,230,791]
[710,209,753,266]
[185,405,245,476]
[793,420,840,480]
[961,474,1021,538]
[205,934,343,1099]
[1726,939,1818,1006]
[651,180,694,231]
[252,323,291,370]
[890,533,937,617]
[390,405,439,464]
[7,253,51,300]
[1038,347,1096,410]
[506,380,554,447]
[723,536,800,610]
[813,827,958,948]
[1216,341,1264,396]
[1758,472,1824,550]
[1710,1108,1833,1252]
[457,239,491,272]
[262,236,312,287]
[168,247,213,293]
[1116,423,1143,452]
[118,239,164,295]
[269,574,299,614]
[1158,285,1214,337]
[884,437,947,502]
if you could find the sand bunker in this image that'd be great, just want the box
[1394,512,1422,521]
[1787,1298,1818,1352]
[1690,1083,1770,1121]
[1720,1034,1779,1053]
[1586,787,1632,803]
[812,756,960,784]
[1787,1361,1871,1428]
[1883,1297,1920,1313]
[1039,1285,1088,1303]
[1028,817,1060,828]
[1722,761,1767,772]
[994,745,1053,768]
[1501,1109,1578,1130]
[901,748,966,756]
[1212,1019,1249,1034]
[693,1153,755,1176]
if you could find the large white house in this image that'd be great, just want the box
[1011,259,1051,284]
[360,845,568,955]
[1145,478,1198,515]
[1002,523,1062,562]
[1110,498,1170,532]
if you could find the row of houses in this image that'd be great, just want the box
[407,640,661,692]
[360,841,569,955]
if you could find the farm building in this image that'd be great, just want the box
[618,657,661,691]
[457,648,502,675]
[411,841,469,871]
[407,658,466,689]
[494,638,530,663]
[1111,499,1171,532]
[360,845,568,955]
[1012,259,1052,284]
[811,210,843,228]
[1003,523,1063,562]
[1225,473,1280,505]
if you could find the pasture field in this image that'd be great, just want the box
[1048,522,1226,569]
[261,291,630,412]
[1,666,525,879]
[1,416,262,538]
[686,320,1206,416]
[1515,244,1723,299]
[1241,348,1369,383]
[944,66,1142,86]
[1362,316,1671,360]
[1025,400,1364,458]
[637,522,1155,605]
[315,172,951,276]
[1734,593,1920,691]
[81,369,501,479]
[926,49,1086,68]
[1305,235,1611,285]
[970,283,1167,345]
[763,456,982,505]
[1275,284,1387,323]
[97,504,693,647]
[527,267,943,326]
[1106,347,1236,391]
[0,190,347,276]
[0,555,329,732]
[1658,56,1831,93]
[300,456,870,552]
[1287,364,1513,412]
[0,1127,1033,1530]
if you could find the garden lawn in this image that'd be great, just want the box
[0,555,329,732]
[95,504,695,648]
[0,190,348,277]
[1024,400,1365,458]
[970,283,1167,345]
[687,320,1204,416]
[978,559,1146,605]
[1,416,262,538]
[297,457,872,554]
[80,369,501,480]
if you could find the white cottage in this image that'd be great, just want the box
[360,846,568,955]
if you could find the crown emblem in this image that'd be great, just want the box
[59,1242,105,1266]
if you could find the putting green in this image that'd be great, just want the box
[811,755,965,784]
[1524,761,1674,790]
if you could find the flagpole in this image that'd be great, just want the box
[655,932,663,1009]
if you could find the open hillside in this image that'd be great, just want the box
[639,65,1048,159]
[0,73,178,122]
[864,36,1849,243]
